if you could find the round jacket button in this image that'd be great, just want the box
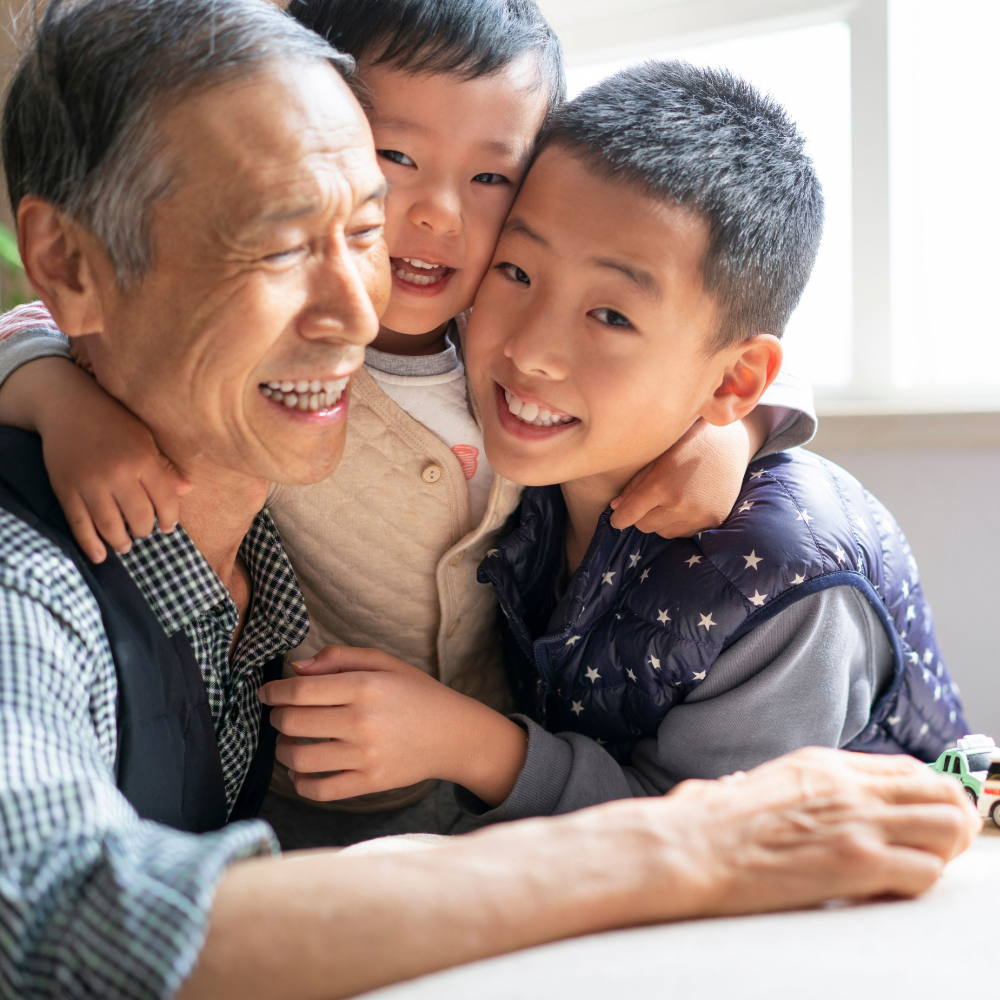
[449,551,465,567]
[422,465,443,484]
[447,618,462,638]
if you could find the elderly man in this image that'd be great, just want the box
[0,1,978,998]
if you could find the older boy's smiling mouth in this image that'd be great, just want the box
[494,381,579,437]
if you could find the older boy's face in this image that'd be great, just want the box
[361,57,550,337]
[467,148,726,487]
[88,61,389,486]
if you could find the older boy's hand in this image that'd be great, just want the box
[610,410,769,538]
[259,647,528,806]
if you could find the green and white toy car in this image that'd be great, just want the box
[928,734,1000,825]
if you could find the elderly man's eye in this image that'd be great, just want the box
[590,307,633,329]
[264,245,307,263]
[496,262,530,285]
[473,172,508,185]
[377,149,415,167]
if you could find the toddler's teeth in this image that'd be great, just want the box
[509,396,524,416]
[284,393,298,407]
[539,408,551,423]
[267,381,280,390]
[280,381,295,393]
[520,402,539,422]
[295,380,309,394]
[309,380,322,393]
[308,393,320,411]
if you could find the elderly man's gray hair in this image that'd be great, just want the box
[2,0,354,286]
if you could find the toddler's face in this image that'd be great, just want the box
[468,147,736,489]
[359,57,550,336]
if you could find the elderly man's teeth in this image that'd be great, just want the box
[259,377,350,411]
[504,390,574,427]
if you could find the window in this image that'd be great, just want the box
[540,0,1000,410]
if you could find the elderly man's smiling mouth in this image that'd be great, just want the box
[259,376,351,414]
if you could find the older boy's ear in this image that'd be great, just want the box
[17,196,110,338]
[700,334,783,427]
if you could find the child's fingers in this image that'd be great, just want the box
[61,492,108,563]
[140,456,191,534]
[114,481,158,539]
[608,464,657,530]
[83,492,135,555]
[290,769,372,803]
[290,645,403,675]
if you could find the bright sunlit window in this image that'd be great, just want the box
[889,0,1000,391]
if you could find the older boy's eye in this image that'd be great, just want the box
[590,307,633,329]
[496,262,530,285]
[377,149,415,168]
[473,172,509,185]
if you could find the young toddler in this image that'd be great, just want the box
[0,2,816,842]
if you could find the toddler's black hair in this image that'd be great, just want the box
[288,0,565,110]
[536,60,824,348]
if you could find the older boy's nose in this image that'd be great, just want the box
[505,315,569,381]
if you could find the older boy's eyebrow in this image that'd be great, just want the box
[502,217,550,246]
[593,257,662,299]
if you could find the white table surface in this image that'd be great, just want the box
[359,826,1000,1000]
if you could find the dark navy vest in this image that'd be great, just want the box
[0,428,280,832]
[479,448,967,763]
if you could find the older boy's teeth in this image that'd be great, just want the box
[504,389,573,427]
[280,381,295,393]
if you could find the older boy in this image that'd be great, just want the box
[264,62,967,818]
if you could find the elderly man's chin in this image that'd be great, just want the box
[246,381,355,487]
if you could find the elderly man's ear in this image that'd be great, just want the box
[699,333,783,428]
[17,196,114,338]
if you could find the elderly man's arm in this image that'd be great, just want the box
[0,518,276,1000]
[181,747,977,1000]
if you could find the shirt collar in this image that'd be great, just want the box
[119,508,309,652]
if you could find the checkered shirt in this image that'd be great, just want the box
[0,505,309,999]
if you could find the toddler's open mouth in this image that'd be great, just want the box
[390,256,456,295]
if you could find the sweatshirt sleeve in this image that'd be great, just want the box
[457,586,894,820]
[0,301,69,389]
[754,365,817,458]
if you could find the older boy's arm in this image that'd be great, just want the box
[180,747,976,1000]
[458,586,889,818]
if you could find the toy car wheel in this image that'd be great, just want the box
[991,800,1000,827]
[966,787,978,804]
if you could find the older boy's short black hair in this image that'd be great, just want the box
[537,60,823,348]
[288,0,565,111]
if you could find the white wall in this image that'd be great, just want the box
[814,445,1000,739]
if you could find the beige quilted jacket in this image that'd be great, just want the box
[266,361,522,811]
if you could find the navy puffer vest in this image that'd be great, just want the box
[479,449,967,763]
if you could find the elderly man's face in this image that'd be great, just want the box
[89,60,388,485]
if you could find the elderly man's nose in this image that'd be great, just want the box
[407,188,462,237]
[300,254,380,348]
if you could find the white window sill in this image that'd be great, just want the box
[812,398,1000,451]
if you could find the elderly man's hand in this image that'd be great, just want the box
[259,646,528,806]
[597,746,980,924]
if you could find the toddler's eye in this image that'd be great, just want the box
[377,149,415,167]
[473,172,509,185]
[496,262,530,285]
[589,307,633,329]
